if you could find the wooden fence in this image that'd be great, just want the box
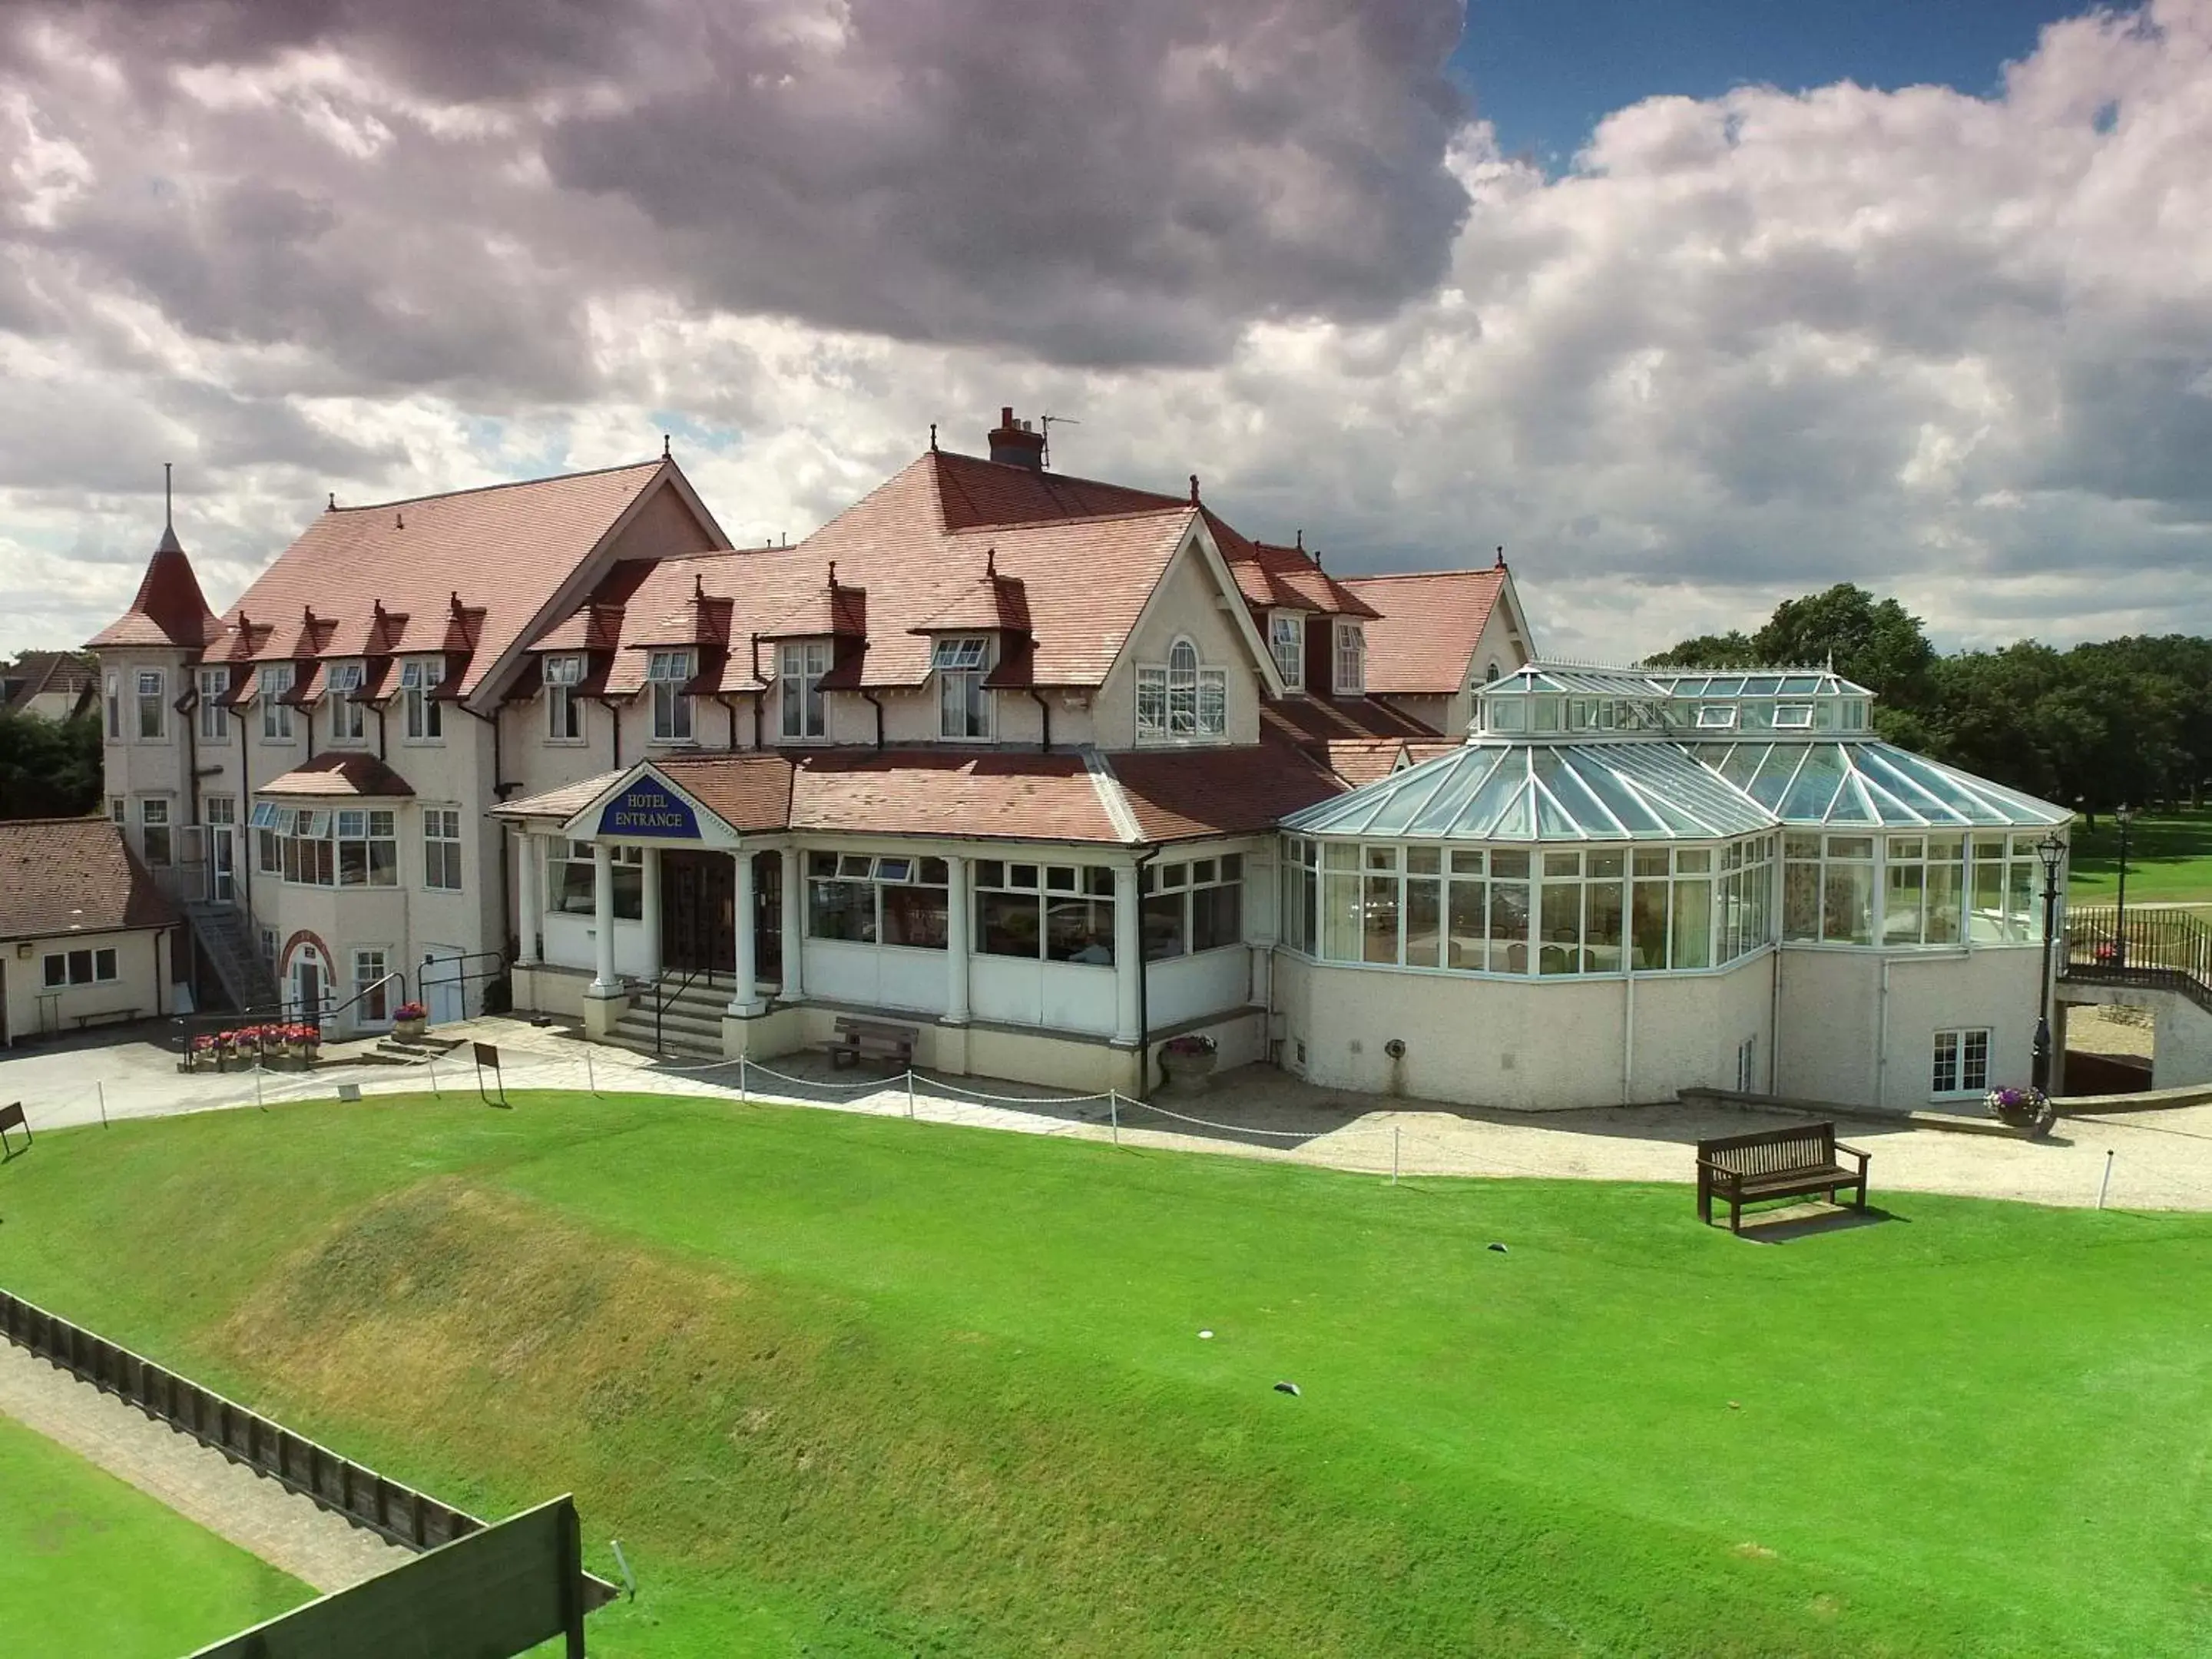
[1,1286,614,1606]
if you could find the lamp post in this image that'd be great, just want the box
[2032,830,2067,1094]
[2113,802,2134,967]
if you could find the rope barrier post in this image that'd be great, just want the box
[1392,1124,1400,1185]
[2098,1148,2114,1210]
[906,1070,916,1118]
[253,1069,264,1112]
[739,1055,748,1104]
[1108,1088,1120,1146]
[427,1058,439,1097]
[98,1081,108,1129]
[584,1048,597,1098]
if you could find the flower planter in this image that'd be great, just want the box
[394,1016,427,1041]
[1987,1086,2056,1139]
[1159,1047,1217,1094]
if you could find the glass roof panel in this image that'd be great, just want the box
[1778,675,1820,693]
[1705,676,1746,695]
[1743,745,1806,809]
[1780,747,1846,820]
[1561,752,1668,836]
[1455,761,1532,837]
[1533,786,1581,839]
[1825,774,1877,824]
[1711,741,1767,788]
[1405,748,1506,834]
[1856,746,1989,823]
[1533,750,1624,836]
[1742,676,1782,695]
[1492,790,1535,839]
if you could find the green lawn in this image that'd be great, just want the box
[2069,804,2212,907]
[2,1091,2208,1656]
[0,1409,310,1655]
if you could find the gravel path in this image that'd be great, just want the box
[0,1339,406,1594]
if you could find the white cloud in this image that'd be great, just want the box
[2,0,2211,664]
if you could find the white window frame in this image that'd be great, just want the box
[1333,622,1365,696]
[1697,704,1740,730]
[423,806,463,892]
[933,636,992,740]
[545,654,585,743]
[139,797,172,867]
[326,661,366,743]
[104,672,121,739]
[399,658,443,742]
[647,650,694,744]
[778,641,828,742]
[352,946,394,1025]
[197,667,230,741]
[135,668,165,740]
[1931,1027,1992,1098]
[1137,637,1227,744]
[108,796,126,824]
[42,946,118,988]
[1270,614,1304,690]
[260,664,295,740]
[1771,704,1814,730]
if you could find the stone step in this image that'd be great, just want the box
[615,1008,725,1043]
[598,1029,724,1063]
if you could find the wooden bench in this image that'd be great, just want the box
[1695,1121,1870,1233]
[829,1016,917,1071]
[69,1007,141,1032]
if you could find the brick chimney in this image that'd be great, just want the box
[988,406,1045,471]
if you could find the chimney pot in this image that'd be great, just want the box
[988,406,1047,472]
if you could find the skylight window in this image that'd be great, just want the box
[1695,705,1739,730]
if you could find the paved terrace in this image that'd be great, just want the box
[2,1017,2206,1211]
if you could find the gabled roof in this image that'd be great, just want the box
[213,459,681,699]
[2,651,98,714]
[88,523,222,651]
[258,753,417,798]
[1339,567,1511,696]
[1205,513,1378,619]
[0,817,178,941]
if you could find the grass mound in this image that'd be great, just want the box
[2,1090,2208,1656]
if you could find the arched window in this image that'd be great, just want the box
[1168,639,1198,734]
[1485,661,1501,683]
[1137,637,1228,742]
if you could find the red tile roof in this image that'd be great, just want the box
[1205,513,1378,619]
[2,651,98,715]
[1108,737,1346,843]
[1263,695,1439,743]
[578,453,1203,695]
[259,753,417,798]
[791,750,1120,842]
[1338,568,1508,696]
[88,526,222,650]
[212,459,674,698]
[0,817,178,940]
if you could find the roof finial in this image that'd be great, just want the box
[1189,473,1200,505]
[694,572,705,600]
[827,560,837,589]
[986,545,996,577]
[663,432,672,460]
[450,589,464,618]
[395,510,404,529]
[1295,528,1304,552]
[929,422,939,452]
[1495,545,1505,568]
[327,491,336,512]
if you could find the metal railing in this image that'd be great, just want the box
[421,950,508,1019]
[2063,903,2212,1016]
[652,968,702,1056]
[168,969,410,1059]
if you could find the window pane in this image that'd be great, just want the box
[1321,872,1360,961]
[1046,898,1116,964]
[1404,876,1442,968]
[1584,881,1624,973]
[1141,892,1187,961]
[810,879,876,942]
[979,889,1041,957]
[1631,880,1669,970]
[612,863,644,921]
[1822,863,1873,945]
[1538,881,1581,974]
[1783,861,1821,941]
[1671,879,1712,969]
[1883,862,1925,945]
[1490,849,1529,880]
[1362,875,1399,964]
[1926,859,1964,945]
[1488,881,1529,973]
[68,949,93,984]
[883,886,950,950]
[1193,882,1242,952]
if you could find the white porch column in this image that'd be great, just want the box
[641,846,662,982]
[780,846,805,1001]
[1113,861,1142,1045]
[944,853,972,1025]
[728,849,764,1016]
[589,840,617,994]
[514,831,539,964]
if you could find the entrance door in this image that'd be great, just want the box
[206,798,237,903]
[755,851,782,985]
[660,853,735,980]
[290,945,328,1026]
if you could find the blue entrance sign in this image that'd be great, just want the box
[597,779,700,839]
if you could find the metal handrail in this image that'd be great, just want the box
[2063,904,2212,1016]
[419,949,508,1018]
[654,967,701,1056]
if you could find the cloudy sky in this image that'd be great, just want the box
[4,0,2210,664]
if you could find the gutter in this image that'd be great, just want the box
[1028,687,1051,752]
[862,689,885,750]
[458,700,515,962]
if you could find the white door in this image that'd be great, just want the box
[422,944,466,1025]
[290,944,329,1027]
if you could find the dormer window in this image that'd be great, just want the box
[1333,623,1365,696]
[1270,614,1304,690]
[779,641,828,741]
[932,636,992,740]
[545,654,584,742]
[259,664,295,740]
[1137,637,1227,743]
[400,657,444,740]
[327,662,366,742]
[647,649,694,743]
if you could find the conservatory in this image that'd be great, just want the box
[1271,664,2072,1113]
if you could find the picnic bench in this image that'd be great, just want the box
[1695,1121,1870,1233]
[828,1016,917,1071]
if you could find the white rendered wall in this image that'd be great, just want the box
[1150,945,1252,1029]
[1775,945,2045,1109]
[4,929,164,1042]
[1093,537,1264,752]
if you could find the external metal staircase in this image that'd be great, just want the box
[184,900,280,1013]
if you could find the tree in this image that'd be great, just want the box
[0,710,103,819]
[1642,631,1760,669]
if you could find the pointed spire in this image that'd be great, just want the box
[86,469,219,648]
[155,462,183,555]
